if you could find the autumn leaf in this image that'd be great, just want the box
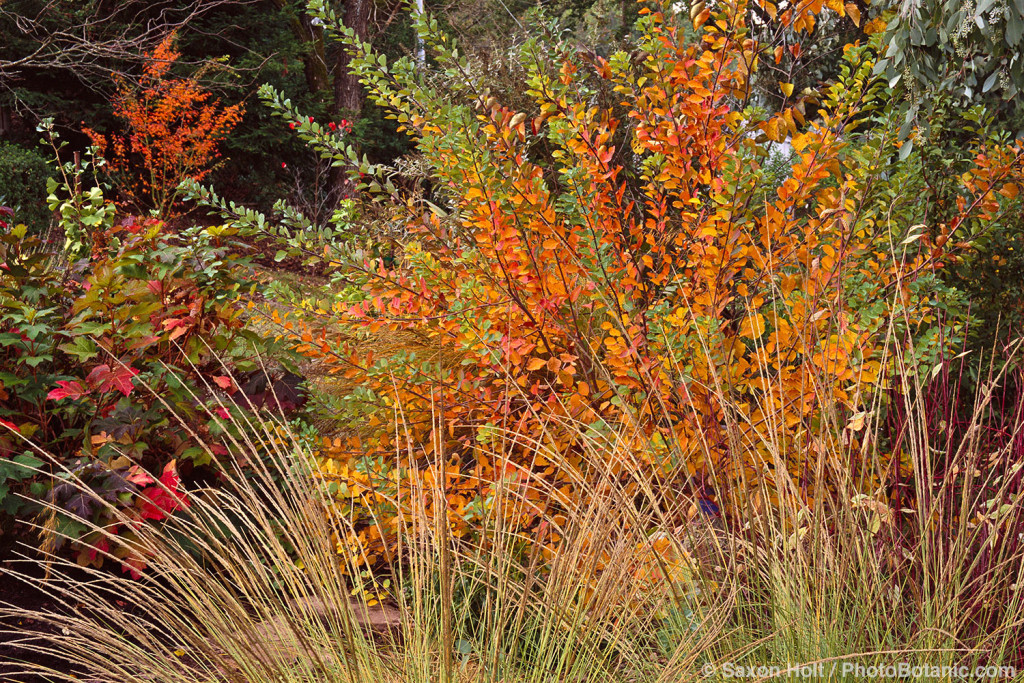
[212,376,235,392]
[86,364,139,397]
[138,460,189,521]
[740,313,766,339]
[845,3,861,26]
[47,380,88,402]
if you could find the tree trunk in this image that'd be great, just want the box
[330,0,371,201]
[333,0,370,115]
[269,0,329,93]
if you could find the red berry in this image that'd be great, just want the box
[289,122,296,129]
[281,162,287,168]
[308,116,314,122]
[329,122,337,130]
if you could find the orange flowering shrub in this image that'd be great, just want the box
[86,32,243,217]
[247,0,1024,568]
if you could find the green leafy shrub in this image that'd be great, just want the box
[894,99,1024,373]
[0,182,294,570]
[0,142,51,235]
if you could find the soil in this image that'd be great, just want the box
[0,557,81,683]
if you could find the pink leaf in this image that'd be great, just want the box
[125,465,155,487]
[47,380,87,401]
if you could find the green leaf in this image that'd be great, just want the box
[60,337,100,362]
[1007,11,1024,44]
[898,139,914,161]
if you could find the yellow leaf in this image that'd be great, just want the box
[848,411,868,432]
[845,3,861,26]
[864,16,887,34]
[740,313,766,339]
[780,82,794,98]
[782,108,796,135]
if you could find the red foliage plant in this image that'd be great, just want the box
[85,32,243,217]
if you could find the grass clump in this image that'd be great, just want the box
[1,345,1023,682]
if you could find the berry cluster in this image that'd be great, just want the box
[288,116,352,133]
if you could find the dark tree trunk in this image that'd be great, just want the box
[269,0,329,93]
[333,0,370,114]
[329,0,371,201]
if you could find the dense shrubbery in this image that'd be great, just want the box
[84,32,244,217]
[0,142,51,235]
[218,0,1024,575]
[0,175,292,570]
[3,0,1024,678]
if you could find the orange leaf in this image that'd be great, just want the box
[526,357,546,371]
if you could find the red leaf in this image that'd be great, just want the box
[87,537,111,563]
[212,376,234,391]
[112,366,139,396]
[88,365,139,397]
[85,364,112,388]
[121,556,145,580]
[139,460,189,521]
[126,465,155,487]
[48,380,88,401]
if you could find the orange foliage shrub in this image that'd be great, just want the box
[86,32,243,217]
[274,0,1024,568]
